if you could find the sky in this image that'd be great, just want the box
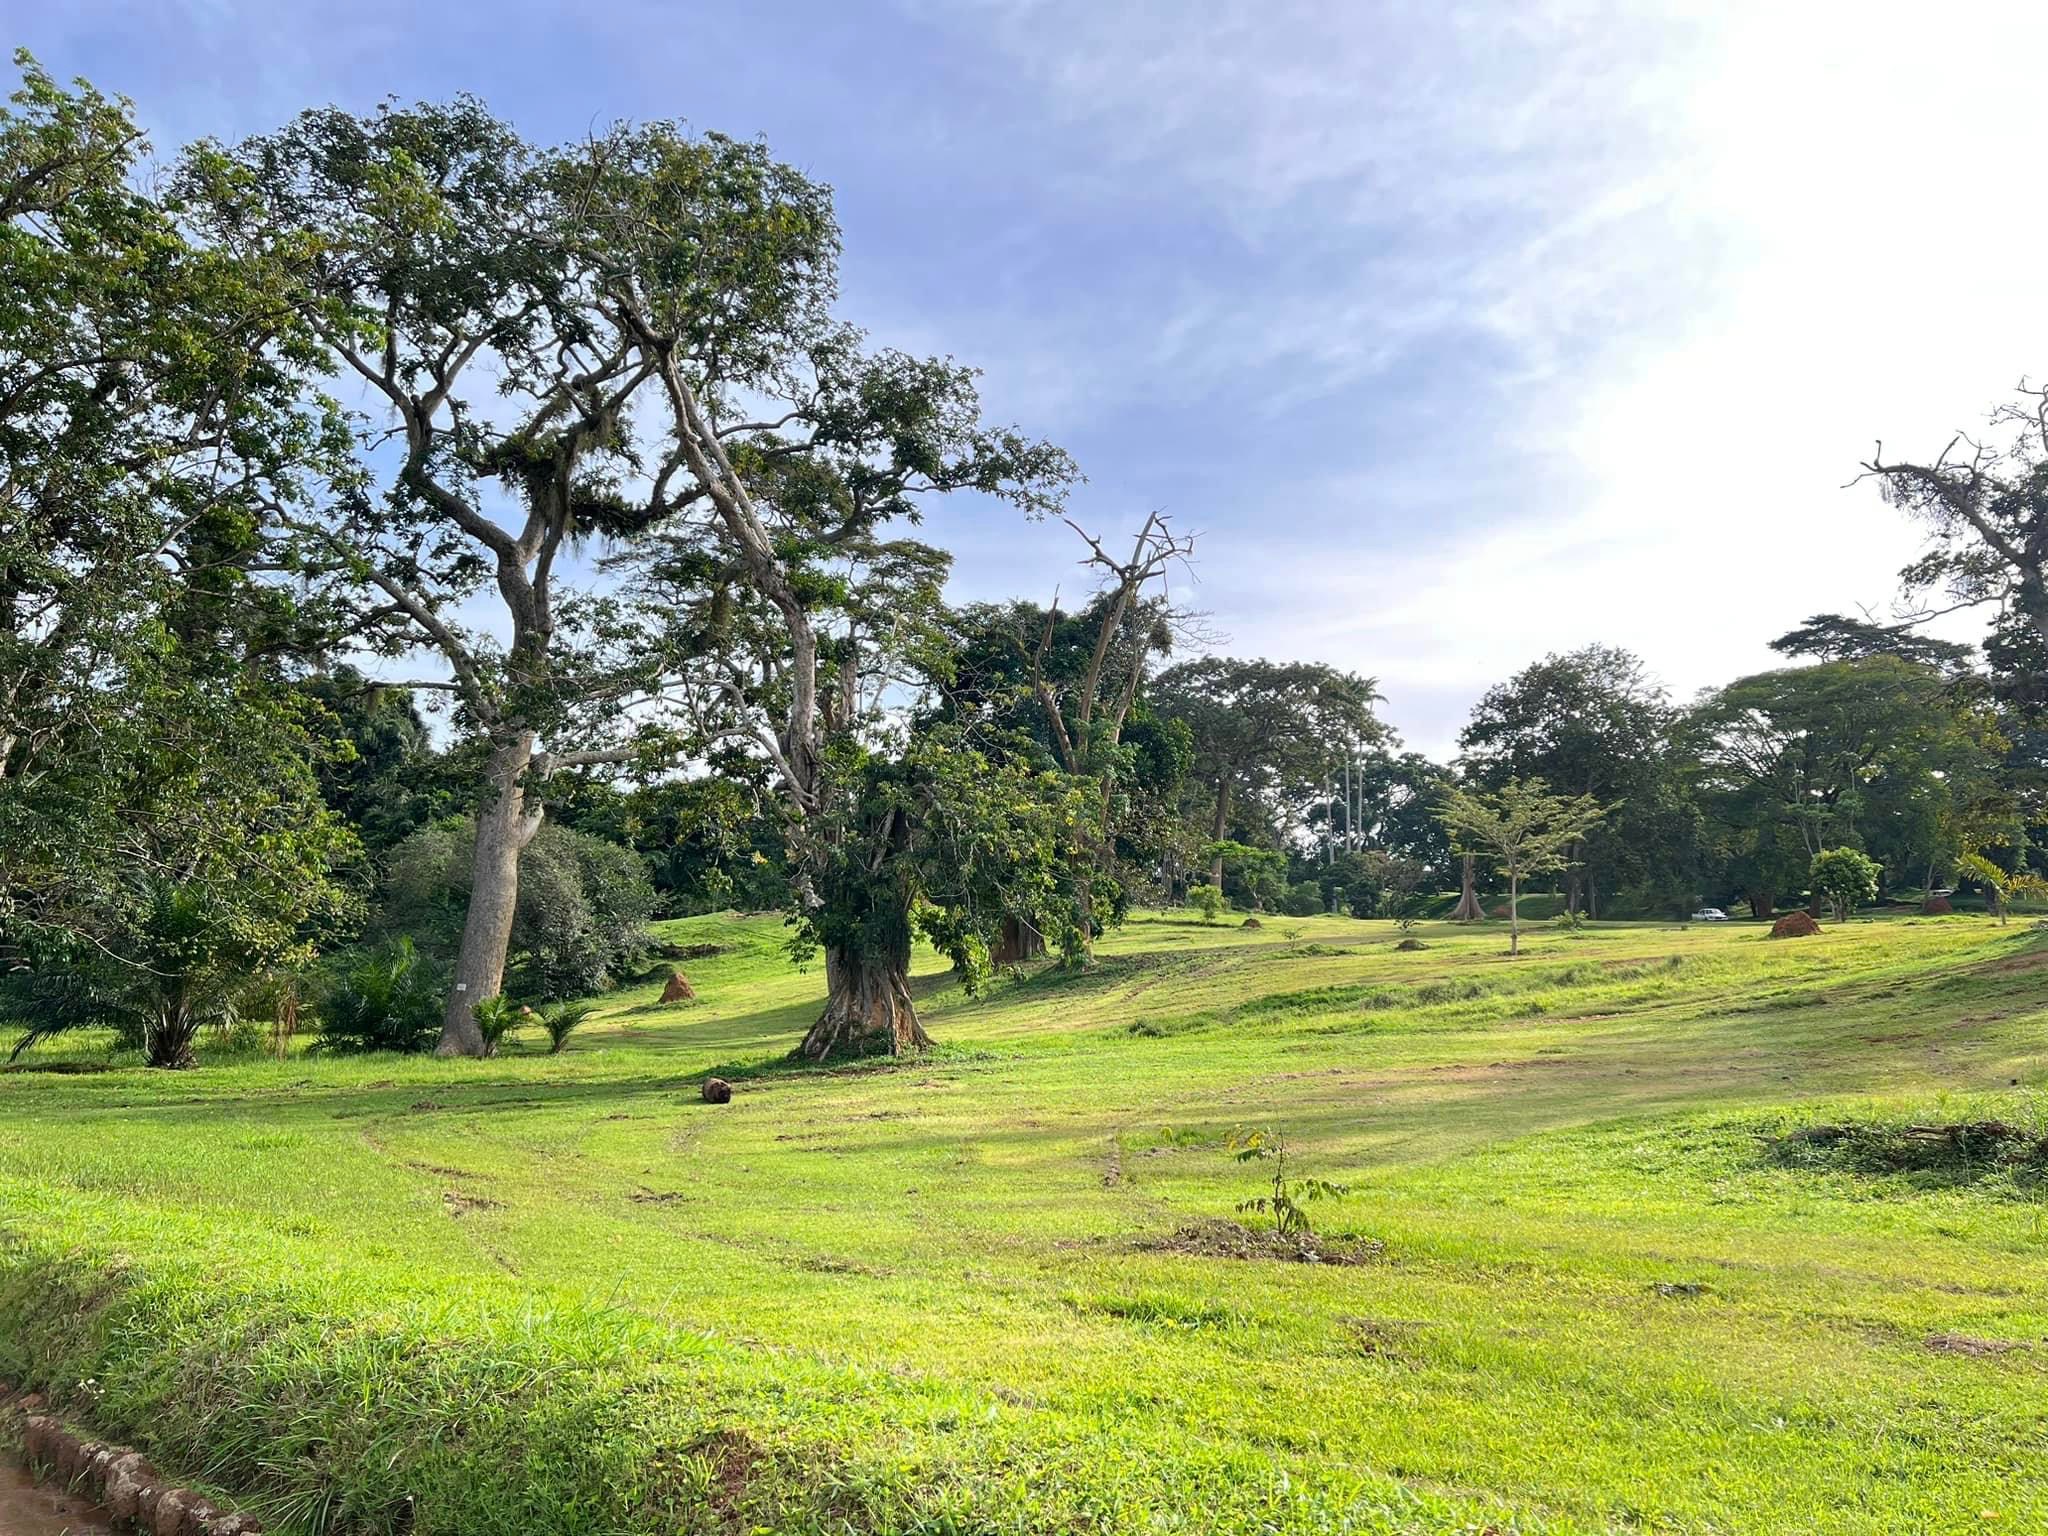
[17,0,2048,756]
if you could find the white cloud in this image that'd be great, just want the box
[919,0,2048,754]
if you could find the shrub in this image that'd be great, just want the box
[316,938,442,1054]
[1809,847,1880,924]
[1279,881,1325,918]
[470,994,523,1057]
[378,820,657,999]
[1552,909,1587,933]
[1186,884,1227,923]
[541,1001,595,1054]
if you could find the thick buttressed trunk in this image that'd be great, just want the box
[1746,888,1773,921]
[799,943,932,1060]
[439,734,542,1058]
[1452,854,1485,922]
[992,913,1046,966]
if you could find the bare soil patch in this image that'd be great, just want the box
[1139,1218,1383,1266]
[1924,1332,2028,1358]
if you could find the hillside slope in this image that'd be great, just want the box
[3,913,2045,1534]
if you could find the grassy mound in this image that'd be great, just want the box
[1766,1103,2048,1187]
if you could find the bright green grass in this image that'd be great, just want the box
[3,912,2047,1535]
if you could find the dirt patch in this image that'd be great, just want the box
[1343,1316,1425,1357]
[441,1190,503,1215]
[1138,1218,1383,1266]
[1983,945,2048,976]
[1770,911,1822,939]
[1653,1281,1711,1299]
[793,1254,890,1277]
[1924,1332,2028,1358]
[657,941,731,961]
[695,1429,761,1525]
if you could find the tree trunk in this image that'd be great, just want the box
[1746,888,1773,921]
[1208,777,1232,887]
[991,913,1046,966]
[439,733,542,1058]
[1452,853,1485,922]
[1508,870,1521,956]
[799,942,932,1059]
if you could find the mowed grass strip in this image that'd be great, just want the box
[2,913,2046,1534]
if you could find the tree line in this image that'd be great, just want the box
[5,56,2046,1067]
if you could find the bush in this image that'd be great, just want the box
[470,994,523,1057]
[316,939,442,1054]
[541,1001,596,1054]
[1809,847,1880,924]
[1279,881,1325,917]
[1186,884,1227,923]
[378,820,657,1000]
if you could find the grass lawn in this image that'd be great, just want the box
[3,911,2046,1534]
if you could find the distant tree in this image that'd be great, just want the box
[942,517,1195,957]
[1437,778,1607,955]
[1809,847,1880,924]
[1154,658,1386,891]
[1770,613,1974,673]
[1688,658,1995,876]
[300,670,461,859]
[1359,849,1428,924]
[1020,515,1194,948]
[1204,840,1286,910]
[1450,853,1487,923]
[549,774,789,915]
[1459,647,1681,917]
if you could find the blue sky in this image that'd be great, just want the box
[19,1,2048,754]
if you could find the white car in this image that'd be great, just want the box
[1690,907,1729,922]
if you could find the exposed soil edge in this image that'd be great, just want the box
[2,1383,262,1535]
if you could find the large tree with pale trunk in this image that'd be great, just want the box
[185,102,837,1055]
